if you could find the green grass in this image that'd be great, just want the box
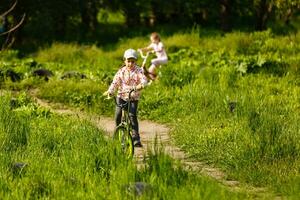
[0,93,250,199]
[0,28,299,198]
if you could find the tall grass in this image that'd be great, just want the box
[150,67,300,195]
[0,93,248,199]
[0,94,30,152]
[1,28,299,197]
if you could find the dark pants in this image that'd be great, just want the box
[115,97,140,140]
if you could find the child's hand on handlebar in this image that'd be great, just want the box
[103,90,113,99]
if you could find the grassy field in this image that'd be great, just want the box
[0,28,299,198]
[0,92,250,199]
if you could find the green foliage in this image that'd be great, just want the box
[97,9,125,24]
[167,69,300,194]
[0,50,19,61]
[235,54,288,76]
[0,94,30,151]
[37,79,111,115]
[1,0,300,49]
[12,92,52,118]
[160,65,195,88]
[135,148,246,199]
[0,91,245,199]
[1,30,300,197]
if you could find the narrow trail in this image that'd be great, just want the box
[30,92,277,198]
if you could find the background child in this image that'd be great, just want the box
[138,32,168,80]
[103,49,147,147]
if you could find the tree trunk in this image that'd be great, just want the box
[220,0,231,32]
[284,8,292,25]
[255,0,272,31]
[80,0,98,33]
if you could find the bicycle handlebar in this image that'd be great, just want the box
[105,89,135,102]
[138,49,150,67]
[138,49,150,59]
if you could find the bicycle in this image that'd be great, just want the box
[138,49,156,81]
[108,90,135,158]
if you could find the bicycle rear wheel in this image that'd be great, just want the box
[113,126,134,158]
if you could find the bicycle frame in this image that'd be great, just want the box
[116,92,133,132]
[112,90,135,157]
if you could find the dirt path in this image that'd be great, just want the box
[31,93,277,198]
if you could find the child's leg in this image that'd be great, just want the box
[149,57,168,79]
[115,97,123,126]
[148,64,157,79]
[141,66,153,80]
[128,101,140,142]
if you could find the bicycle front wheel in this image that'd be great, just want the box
[113,126,134,158]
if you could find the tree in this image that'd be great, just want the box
[0,0,26,49]
[254,0,273,31]
[79,0,99,35]
[272,0,300,25]
[104,0,148,27]
[220,0,231,31]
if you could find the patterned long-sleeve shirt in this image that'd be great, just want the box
[108,65,148,100]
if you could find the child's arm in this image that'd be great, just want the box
[138,47,151,52]
[138,44,154,52]
[135,82,146,90]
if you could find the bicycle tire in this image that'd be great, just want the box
[113,125,134,158]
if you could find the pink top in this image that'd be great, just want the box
[148,42,167,59]
[108,65,147,100]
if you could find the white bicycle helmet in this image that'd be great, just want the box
[124,49,138,60]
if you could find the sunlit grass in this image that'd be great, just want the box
[0,93,249,199]
[0,29,299,197]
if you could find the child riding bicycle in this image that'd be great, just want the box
[138,32,168,80]
[103,49,148,147]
